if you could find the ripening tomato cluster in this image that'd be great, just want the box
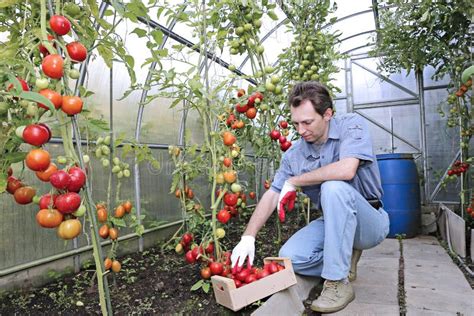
[269,120,292,152]
[466,196,474,219]
[447,160,470,176]
[454,79,472,98]
[36,14,87,115]
[227,260,286,288]
[217,189,248,223]
[96,201,133,243]
[231,89,263,124]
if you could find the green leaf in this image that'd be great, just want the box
[0,0,20,8]
[3,151,27,164]
[190,280,203,291]
[19,91,55,113]
[131,28,147,38]
[87,118,110,132]
[124,55,135,69]
[79,86,95,98]
[151,30,164,46]
[97,44,114,68]
[267,10,278,20]
[202,282,210,293]
[110,217,126,227]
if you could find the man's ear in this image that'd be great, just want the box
[323,108,333,121]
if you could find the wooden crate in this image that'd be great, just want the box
[211,257,297,311]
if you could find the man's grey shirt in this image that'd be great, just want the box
[270,113,383,207]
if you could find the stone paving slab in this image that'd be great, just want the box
[404,236,474,315]
[251,236,473,316]
[333,239,400,315]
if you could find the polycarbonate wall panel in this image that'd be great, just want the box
[423,89,460,202]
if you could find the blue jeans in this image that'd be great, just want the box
[279,181,390,280]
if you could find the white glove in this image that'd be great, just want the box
[231,235,255,268]
[277,181,297,222]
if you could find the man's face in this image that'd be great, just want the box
[290,99,332,144]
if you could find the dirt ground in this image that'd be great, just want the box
[0,208,320,315]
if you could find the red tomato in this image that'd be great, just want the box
[222,131,236,146]
[22,124,50,146]
[209,262,224,275]
[14,186,36,205]
[42,54,64,79]
[26,148,50,171]
[217,209,231,224]
[223,193,238,206]
[57,219,82,240]
[36,208,63,228]
[185,250,196,264]
[280,141,292,152]
[49,15,71,36]
[35,162,58,182]
[245,274,258,284]
[200,267,211,279]
[6,176,23,194]
[235,103,248,113]
[279,121,288,129]
[39,193,58,209]
[50,170,71,189]
[66,42,87,62]
[55,192,81,214]
[223,157,232,167]
[246,107,257,119]
[205,242,214,254]
[67,166,86,192]
[6,77,29,92]
[61,96,83,115]
[39,89,62,109]
[249,191,256,199]
[269,129,281,140]
[237,88,245,97]
[39,34,55,56]
[181,232,193,245]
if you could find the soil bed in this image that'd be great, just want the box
[0,208,318,315]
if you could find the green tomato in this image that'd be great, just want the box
[228,64,236,71]
[260,104,269,111]
[102,159,110,167]
[15,125,26,138]
[57,156,68,164]
[265,81,275,92]
[123,169,131,177]
[19,100,29,108]
[117,171,123,178]
[256,45,265,54]
[69,69,80,80]
[26,104,38,117]
[254,19,262,28]
[73,205,86,217]
[35,78,49,90]
[32,195,40,204]
[271,75,280,84]
[103,135,111,145]
[101,145,110,155]
[82,154,90,163]
[97,136,104,145]
[64,3,81,17]
[264,66,274,74]
[0,101,9,115]
[112,165,121,173]
[235,27,244,35]
[113,157,120,165]
[95,148,102,158]
[231,183,242,193]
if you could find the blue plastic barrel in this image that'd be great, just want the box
[376,153,421,238]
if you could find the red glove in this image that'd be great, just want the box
[278,181,297,222]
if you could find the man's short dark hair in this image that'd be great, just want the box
[288,81,333,116]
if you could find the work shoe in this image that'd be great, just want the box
[349,249,363,282]
[311,279,355,313]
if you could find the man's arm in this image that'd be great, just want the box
[243,189,279,237]
[289,157,359,187]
